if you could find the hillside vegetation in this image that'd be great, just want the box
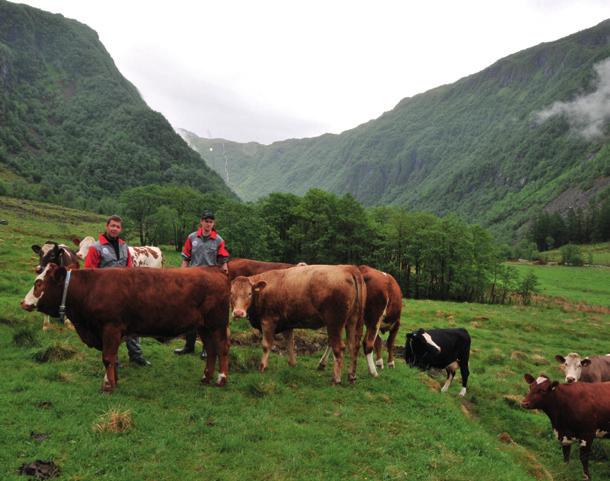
[0,0,234,211]
[1,197,610,480]
[181,19,610,239]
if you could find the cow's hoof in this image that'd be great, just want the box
[332,379,341,386]
[348,375,357,384]
[259,364,267,373]
[317,364,326,371]
[388,361,395,368]
[200,377,211,385]
[101,384,114,394]
[215,375,227,387]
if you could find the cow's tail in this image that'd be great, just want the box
[349,269,366,343]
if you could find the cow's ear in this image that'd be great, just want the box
[72,238,81,246]
[551,381,559,390]
[555,355,565,363]
[581,358,592,367]
[406,333,413,340]
[32,245,41,254]
[253,281,267,292]
[524,373,535,384]
[51,265,67,282]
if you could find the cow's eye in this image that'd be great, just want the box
[248,293,252,297]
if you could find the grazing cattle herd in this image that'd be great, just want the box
[19,239,610,479]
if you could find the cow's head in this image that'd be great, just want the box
[405,328,442,369]
[555,353,591,383]
[20,263,66,316]
[230,276,266,319]
[73,236,95,260]
[521,373,559,409]
[32,241,62,273]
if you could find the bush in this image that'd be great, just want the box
[517,270,539,305]
[560,244,584,266]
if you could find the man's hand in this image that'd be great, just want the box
[221,263,229,274]
[181,260,189,268]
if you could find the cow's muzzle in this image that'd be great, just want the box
[20,300,35,311]
[232,308,247,319]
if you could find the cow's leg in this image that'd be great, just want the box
[385,321,400,368]
[260,319,275,372]
[42,315,50,331]
[327,324,345,385]
[101,325,122,393]
[347,315,363,384]
[200,327,216,385]
[283,329,297,366]
[562,444,571,463]
[213,326,229,386]
[317,345,332,370]
[373,335,384,369]
[363,325,380,378]
[458,349,470,397]
[441,361,458,393]
[579,438,593,481]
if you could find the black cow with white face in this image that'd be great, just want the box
[405,328,471,397]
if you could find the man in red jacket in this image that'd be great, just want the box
[85,215,150,366]
[174,211,229,357]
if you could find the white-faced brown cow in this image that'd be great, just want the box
[31,241,79,331]
[73,236,163,268]
[555,353,610,384]
[318,265,402,377]
[21,264,230,392]
[231,264,366,384]
[522,373,610,481]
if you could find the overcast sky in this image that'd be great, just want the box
[12,0,610,144]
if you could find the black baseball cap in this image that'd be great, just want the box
[201,211,215,220]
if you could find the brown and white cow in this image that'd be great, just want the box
[522,374,610,480]
[318,265,402,377]
[73,237,163,268]
[231,264,366,384]
[21,264,230,392]
[555,353,610,384]
[31,241,79,330]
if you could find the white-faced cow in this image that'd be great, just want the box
[73,236,163,268]
[31,241,79,330]
[318,265,402,377]
[231,264,366,384]
[21,264,230,392]
[522,373,610,481]
[555,352,610,384]
[405,327,471,396]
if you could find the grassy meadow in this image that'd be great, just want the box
[1,195,610,481]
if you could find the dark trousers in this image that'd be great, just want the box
[126,336,144,360]
[182,329,206,352]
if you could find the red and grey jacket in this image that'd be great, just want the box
[181,228,229,267]
[84,234,132,269]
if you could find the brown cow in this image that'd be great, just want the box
[522,373,610,480]
[231,264,366,384]
[318,265,402,377]
[228,258,294,279]
[21,264,230,392]
[555,353,610,383]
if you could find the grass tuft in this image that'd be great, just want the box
[94,409,133,433]
[13,326,40,347]
[247,379,277,397]
[33,343,78,362]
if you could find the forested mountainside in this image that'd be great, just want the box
[0,0,234,211]
[181,20,610,238]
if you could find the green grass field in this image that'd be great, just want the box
[509,262,610,308]
[1,196,609,481]
[541,242,610,267]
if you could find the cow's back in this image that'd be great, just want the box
[228,258,293,280]
[251,264,364,330]
[581,355,610,383]
[129,246,163,268]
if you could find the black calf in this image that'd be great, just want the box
[405,327,471,396]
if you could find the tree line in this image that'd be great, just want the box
[528,197,610,251]
[118,184,536,304]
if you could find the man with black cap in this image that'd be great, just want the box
[174,211,230,356]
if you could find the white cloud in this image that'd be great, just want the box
[536,57,610,139]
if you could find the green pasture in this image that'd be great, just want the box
[542,242,610,267]
[1,196,610,481]
[509,262,610,308]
